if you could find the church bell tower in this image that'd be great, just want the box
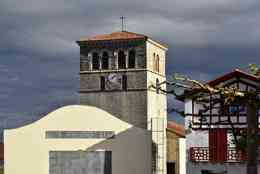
[76,31,168,129]
[76,31,168,174]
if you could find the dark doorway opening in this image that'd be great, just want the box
[167,162,175,174]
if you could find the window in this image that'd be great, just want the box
[102,52,109,69]
[100,76,105,91]
[118,50,126,69]
[128,50,136,68]
[229,105,246,114]
[122,75,127,91]
[92,52,100,70]
[156,55,160,72]
[153,53,156,71]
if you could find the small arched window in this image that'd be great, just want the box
[92,52,99,70]
[156,55,160,72]
[128,49,136,69]
[118,50,126,69]
[153,53,156,71]
[102,51,109,69]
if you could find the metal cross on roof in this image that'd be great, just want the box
[120,16,126,31]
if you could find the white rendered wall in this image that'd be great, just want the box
[184,100,208,149]
[179,138,186,174]
[146,39,167,75]
[146,39,167,174]
[4,105,152,174]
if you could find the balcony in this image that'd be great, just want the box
[189,147,249,163]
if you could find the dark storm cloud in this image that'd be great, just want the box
[1,0,260,130]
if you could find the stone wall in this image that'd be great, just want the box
[80,91,148,128]
[80,71,147,91]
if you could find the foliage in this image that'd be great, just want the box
[249,64,259,75]
[235,136,247,152]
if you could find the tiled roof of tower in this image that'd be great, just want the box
[78,31,168,48]
[79,31,147,41]
[167,121,185,138]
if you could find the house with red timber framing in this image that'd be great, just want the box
[182,69,260,174]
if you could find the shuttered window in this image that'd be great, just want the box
[209,129,227,163]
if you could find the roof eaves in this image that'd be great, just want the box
[176,69,259,101]
[207,69,258,87]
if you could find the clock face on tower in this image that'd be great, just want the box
[105,73,122,90]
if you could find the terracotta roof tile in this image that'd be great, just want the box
[78,31,168,48]
[79,31,147,42]
[167,121,185,137]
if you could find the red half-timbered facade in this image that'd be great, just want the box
[184,69,260,167]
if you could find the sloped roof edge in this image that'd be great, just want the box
[167,121,185,138]
[207,69,258,87]
[77,31,168,49]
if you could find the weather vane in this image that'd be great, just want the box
[120,16,126,31]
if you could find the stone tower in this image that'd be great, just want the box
[76,31,167,129]
[77,31,168,174]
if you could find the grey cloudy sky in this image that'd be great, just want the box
[1,0,260,132]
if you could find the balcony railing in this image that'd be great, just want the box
[189,147,250,163]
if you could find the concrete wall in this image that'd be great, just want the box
[4,105,152,174]
[187,162,260,174]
